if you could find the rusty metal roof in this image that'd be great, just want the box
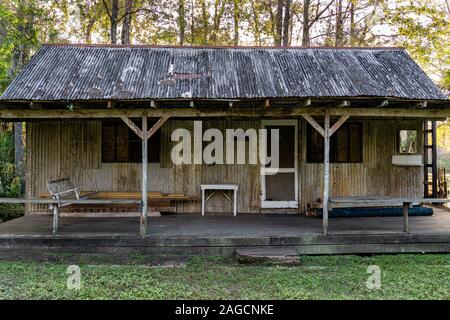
[0,44,447,101]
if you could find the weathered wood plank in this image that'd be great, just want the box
[1,107,450,119]
[302,115,325,137]
[141,115,148,236]
[121,116,143,139]
[323,111,330,236]
[403,202,410,233]
[0,198,142,204]
[147,115,170,139]
[329,114,350,136]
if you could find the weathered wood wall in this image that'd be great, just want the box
[26,118,423,214]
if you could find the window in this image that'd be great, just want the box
[399,130,418,154]
[101,120,160,163]
[306,122,363,163]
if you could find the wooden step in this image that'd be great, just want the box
[235,248,300,265]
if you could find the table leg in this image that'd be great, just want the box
[233,189,237,216]
[201,189,205,216]
[403,202,410,233]
[52,205,59,235]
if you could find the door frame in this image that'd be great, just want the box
[260,119,298,209]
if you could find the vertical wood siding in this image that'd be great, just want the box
[26,118,423,214]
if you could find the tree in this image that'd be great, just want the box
[300,0,334,46]
[233,0,240,45]
[275,0,283,45]
[282,0,291,46]
[102,0,119,43]
[121,0,134,44]
[178,0,186,45]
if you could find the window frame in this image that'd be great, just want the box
[306,121,363,164]
[398,129,419,155]
[101,119,161,164]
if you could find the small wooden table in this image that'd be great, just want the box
[200,184,239,216]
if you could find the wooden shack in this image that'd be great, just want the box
[1,44,449,236]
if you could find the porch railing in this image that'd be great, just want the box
[0,198,142,236]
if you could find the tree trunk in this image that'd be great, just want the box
[121,0,133,44]
[200,0,209,44]
[275,0,283,45]
[178,0,186,45]
[250,0,261,45]
[211,0,226,44]
[110,0,119,44]
[302,0,311,46]
[349,1,356,46]
[335,0,344,46]
[84,19,95,44]
[190,0,195,44]
[233,0,239,45]
[282,0,291,46]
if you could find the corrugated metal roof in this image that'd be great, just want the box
[0,44,447,101]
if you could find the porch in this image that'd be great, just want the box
[1,207,450,255]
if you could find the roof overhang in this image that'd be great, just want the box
[0,97,449,120]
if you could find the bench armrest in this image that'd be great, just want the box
[52,187,81,199]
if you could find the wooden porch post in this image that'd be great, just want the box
[121,114,170,236]
[141,114,148,236]
[303,111,349,236]
[323,111,330,235]
[403,202,410,233]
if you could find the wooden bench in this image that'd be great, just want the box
[44,178,195,214]
[329,197,450,233]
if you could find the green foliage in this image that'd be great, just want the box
[0,130,21,198]
[0,203,24,224]
[0,254,449,299]
[383,0,450,86]
[0,130,24,223]
[444,70,450,90]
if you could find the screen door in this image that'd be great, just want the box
[261,120,298,209]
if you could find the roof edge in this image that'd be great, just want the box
[41,43,406,50]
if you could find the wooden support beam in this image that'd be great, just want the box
[337,100,350,108]
[147,115,170,139]
[302,115,325,137]
[323,111,331,236]
[377,100,389,108]
[52,206,59,235]
[141,114,148,237]
[329,114,350,136]
[414,101,428,108]
[1,106,450,119]
[121,116,143,139]
[303,98,312,107]
[403,202,410,233]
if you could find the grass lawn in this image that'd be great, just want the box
[0,254,449,300]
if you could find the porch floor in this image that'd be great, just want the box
[1,207,449,255]
[0,207,449,236]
